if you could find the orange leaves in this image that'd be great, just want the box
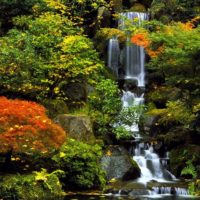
[131,32,150,48]
[131,32,163,58]
[0,96,66,154]
[146,46,165,58]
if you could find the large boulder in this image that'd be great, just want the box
[101,145,141,181]
[55,114,95,143]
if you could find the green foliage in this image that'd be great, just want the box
[169,145,200,178]
[146,20,200,91]
[113,126,132,140]
[0,9,104,106]
[0,170,64,200]
[112,105,145,140]
[95,28,126,43]
[117,105,145,126]
[188,179,200,196]
[147,100,195,127]
[52,138,106,189]
[181,160,197,179]
[88,79,122,136]
[150,0,200,22]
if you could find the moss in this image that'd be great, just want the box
[94,28,126,55]
[43,99,69,118]
[147,86,181,108]
[130,3,147,12]
[0,170,64,200]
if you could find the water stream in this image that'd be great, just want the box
[106,11,195,199]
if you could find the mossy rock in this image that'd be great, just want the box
[130,3,147,12]
[146,86,181,108]
[43,99,68,118]
[101,145,141,181]
[55,114,95,143]
[94,28,126,56]
[111,0,123,12]
[0,172,64,200]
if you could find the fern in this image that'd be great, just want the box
[181,160,197,179]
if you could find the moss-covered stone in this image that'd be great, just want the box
[146,86,181,108]
[0,170,64,200]
[101,145,141,181]
[43,99,68,118]
[55,114,95,143]
[130,3,147,12]
[111,0,123,12]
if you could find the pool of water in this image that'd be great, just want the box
[64,194,200,200]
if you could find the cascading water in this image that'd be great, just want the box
[121,90,176,183]
[108,38,120,76]
[120,12,148,87]
[107,11,191,198]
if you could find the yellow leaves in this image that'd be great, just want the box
[53,87,60,94]
[59,151,66,158]
[44,0,67,14]
[106,150,112,156]
[60,35,90,52]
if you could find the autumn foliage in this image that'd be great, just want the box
[131,32,149,48]
[0,97,66,154]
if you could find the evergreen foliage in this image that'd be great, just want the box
[52,139,106,189]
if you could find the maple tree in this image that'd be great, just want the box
[0,96,66,156]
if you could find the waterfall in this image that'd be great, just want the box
[116,12,177,184]
[133,142,176,183]
[120,12,148,87]
[108,12,148,87]
[105,11,192,199]
[108,38,120,76]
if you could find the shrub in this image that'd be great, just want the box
[88,79,122,136]
[0,96,66,164]
[52,138,106,190]
[0,169,64,200]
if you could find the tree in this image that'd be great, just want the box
[0,7,104,105]
[0,96,66,166]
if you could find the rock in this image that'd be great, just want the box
[130,3,147,12]
[128,189,149,196]
[64,81,87,105]
[96,6,112,28]
[142,115,157,134]
[101,145,141,181]
[55,114,95,143]
[43,99,68,118]
[111,0,123,12]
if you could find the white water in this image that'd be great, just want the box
[109,12,190,197]
[151,186,189,196]
[108,38,120,76]
[133,142,176,183]
[119,12,148,87]
[121,90,144,132]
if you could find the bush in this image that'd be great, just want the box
[88,79,122,136]
[52,138,106,190]
[0,169,64,200]
[0,96,66,168]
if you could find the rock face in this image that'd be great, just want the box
[101,145,141,181]
[55,114,95,143]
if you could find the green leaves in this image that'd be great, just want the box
[0,7,104,106]
[52,139,106,189]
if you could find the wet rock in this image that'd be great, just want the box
[128,189,149,196]
[55,114,95,143]
[101,145,141,181]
